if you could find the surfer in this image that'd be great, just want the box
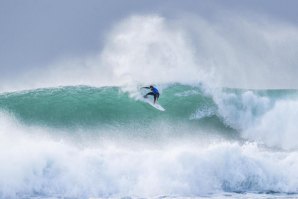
[142,85,160,104]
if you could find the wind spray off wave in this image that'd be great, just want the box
[2,14,298,92]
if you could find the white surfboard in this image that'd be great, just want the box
[143,98,165,111]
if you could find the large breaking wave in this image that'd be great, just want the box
[0,84,298,198]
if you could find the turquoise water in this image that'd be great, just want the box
[0,85,211,126]
[3,85,294,128]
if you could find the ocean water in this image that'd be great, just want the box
[0,84,297,199]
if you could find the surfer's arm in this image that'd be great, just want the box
[142,87,150,89]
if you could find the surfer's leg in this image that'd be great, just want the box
[144,92,154,98]
[153,93,160,104]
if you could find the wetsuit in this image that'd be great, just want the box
[144,86,160,103]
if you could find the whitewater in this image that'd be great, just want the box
[1,14,298,199]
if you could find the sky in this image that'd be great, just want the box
[0,0,298,90]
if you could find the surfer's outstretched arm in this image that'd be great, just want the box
[142,87,150,89]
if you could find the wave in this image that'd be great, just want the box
[1,84,298,148]
[0,85,219,128]
[0,84,298,198]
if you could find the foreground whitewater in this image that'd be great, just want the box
[0,84,297,199]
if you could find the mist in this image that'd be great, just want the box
[1,0,298,91]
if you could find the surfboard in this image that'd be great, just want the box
[143,98,165,111]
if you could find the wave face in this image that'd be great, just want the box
[0,84,298,199]
[0,85,225,134]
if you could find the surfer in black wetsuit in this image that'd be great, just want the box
[142,85,160,104]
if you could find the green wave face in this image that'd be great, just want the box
[0,85,210,126]
[0,84,297,137]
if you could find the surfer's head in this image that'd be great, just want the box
[150,85,153,89]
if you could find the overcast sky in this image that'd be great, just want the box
[0,0,298,89]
